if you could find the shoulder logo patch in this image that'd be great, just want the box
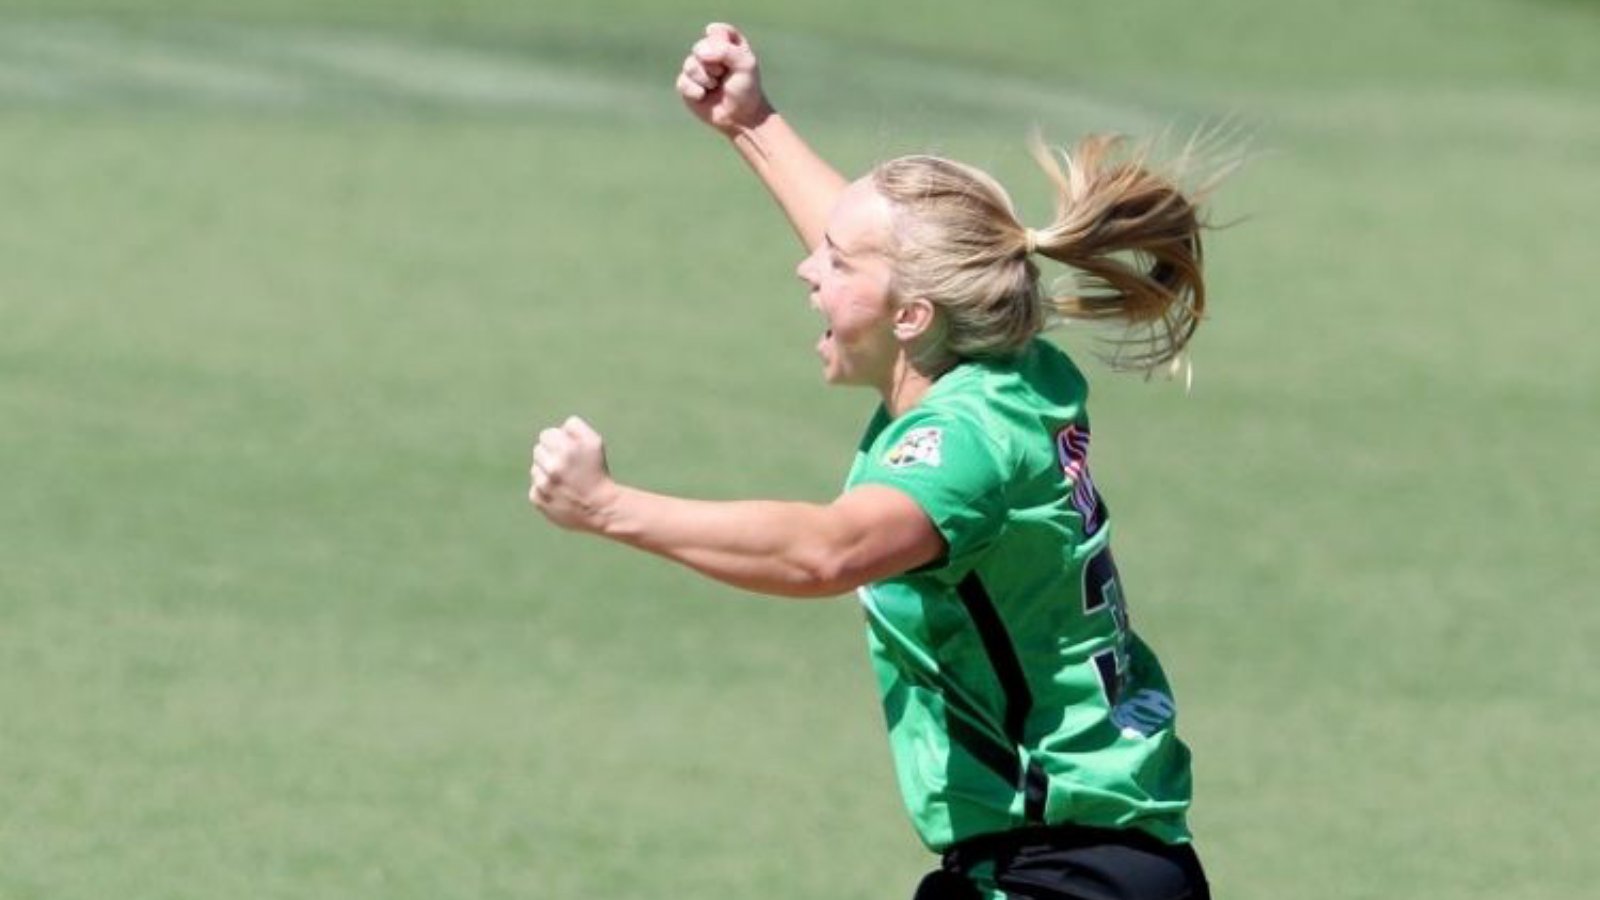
[884,426,943,469]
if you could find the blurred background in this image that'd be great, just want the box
[2,2,1596,898]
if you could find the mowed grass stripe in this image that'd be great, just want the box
[0,53,83,98]
[1228,83,1600,148]
[756,30,1172,134]
[0,21,313,104]
[207,24,662,114]
[0,18,1178,132]
[34,19,1592,159]
[0,20,665,113]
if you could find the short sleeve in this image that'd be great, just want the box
[850,410,1008,575]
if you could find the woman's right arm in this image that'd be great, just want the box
[529,416,945,599]
[676,23,847,250]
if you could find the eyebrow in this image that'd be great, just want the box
[823,232,855,259]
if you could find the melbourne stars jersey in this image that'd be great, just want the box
[844,338,1194,852]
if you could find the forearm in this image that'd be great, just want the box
[532,424,943,595]
[727,111,848,250]
[597,485,855,599]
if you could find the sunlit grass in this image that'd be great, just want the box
[1,4,1596,899]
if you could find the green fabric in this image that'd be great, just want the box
[845,339,1194,852]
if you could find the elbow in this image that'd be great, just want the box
[778,544,866,600]
[777,577,860,601]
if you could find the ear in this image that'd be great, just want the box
[892,296,938,342]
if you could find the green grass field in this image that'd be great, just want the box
[2,2,1596,898]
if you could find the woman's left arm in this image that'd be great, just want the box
[530,417,944,598]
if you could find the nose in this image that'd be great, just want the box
[795,248,820,288]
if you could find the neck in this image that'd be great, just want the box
[881,352,958,418]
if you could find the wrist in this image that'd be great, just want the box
[592,480,634,541]
[722,101,777,139]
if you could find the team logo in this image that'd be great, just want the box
[884,427,943,469]
[1056,423,1106,535]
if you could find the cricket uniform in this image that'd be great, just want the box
[845,339,1203,899]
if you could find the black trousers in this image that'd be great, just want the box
[913,825,1211,900]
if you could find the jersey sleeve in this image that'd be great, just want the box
[849,410,1008,575]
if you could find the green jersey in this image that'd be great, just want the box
[845,338,1193,852]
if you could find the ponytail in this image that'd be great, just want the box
[1025,134,1218,375]
[870,131,1233,377]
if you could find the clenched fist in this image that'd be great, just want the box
[676,22,773,135]
[529,416,617,533]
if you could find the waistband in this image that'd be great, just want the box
[941,823,1185,873]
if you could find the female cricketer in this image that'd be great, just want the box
[529,23,1217,900]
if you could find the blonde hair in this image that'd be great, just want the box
[871,133,1224,375]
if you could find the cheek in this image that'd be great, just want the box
[827,294,872,336]
[842,281,893,329]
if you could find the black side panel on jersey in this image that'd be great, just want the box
[955,573,1032,743]
[955,572,1046,822]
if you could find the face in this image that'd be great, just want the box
[795,179,901,388]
